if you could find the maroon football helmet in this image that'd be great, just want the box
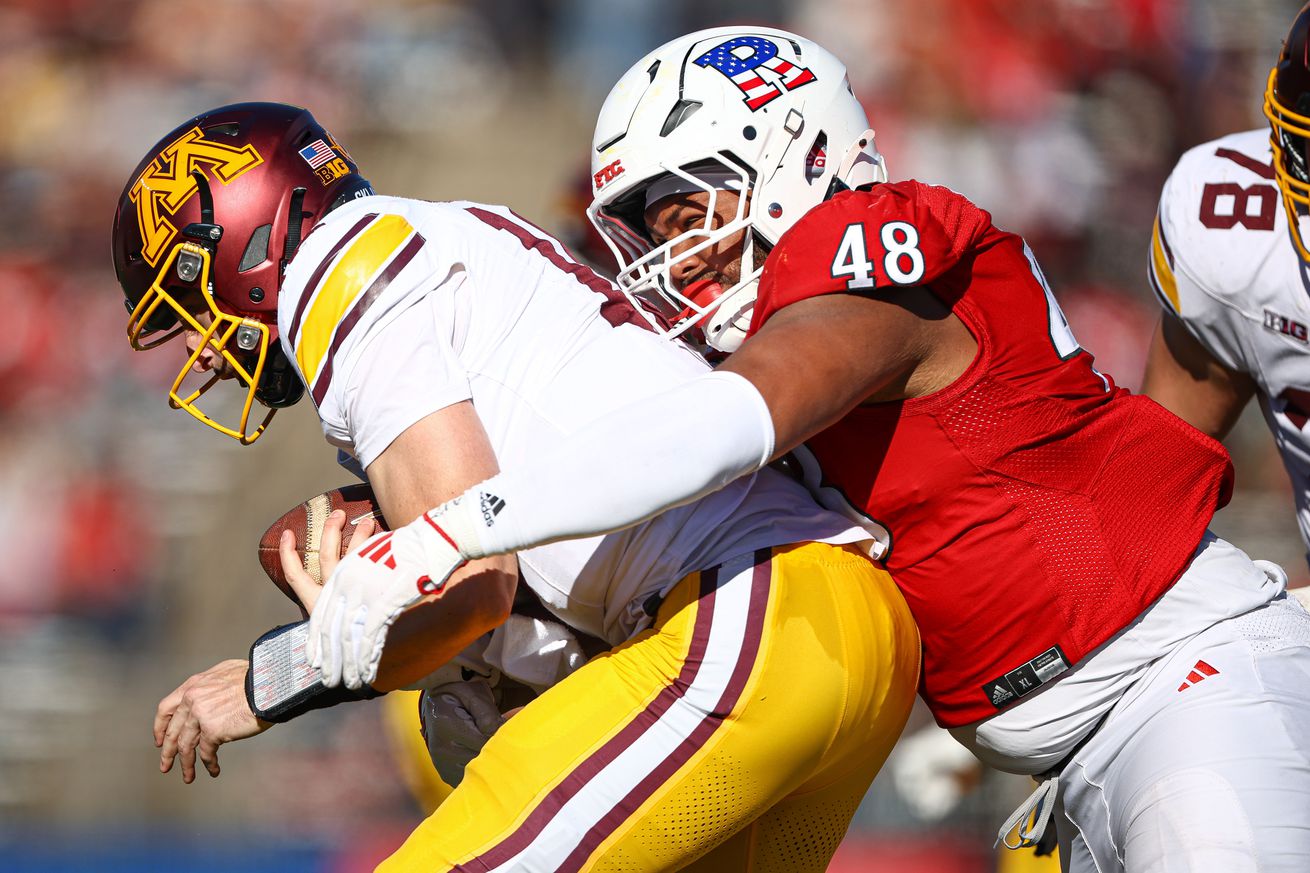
[1264,3,1310,259]
[111,102,372,442]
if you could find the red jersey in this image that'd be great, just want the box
[751,181,1233,727]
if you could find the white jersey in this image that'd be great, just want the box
[277,195,869,644]
[1150,128,1310,566]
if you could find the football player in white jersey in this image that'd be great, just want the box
[112,102,919,872]
[1143,3,1310,572]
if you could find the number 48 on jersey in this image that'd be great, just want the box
[830,221,926,288]
[827,219,1098,378]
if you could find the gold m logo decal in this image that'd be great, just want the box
[129,127,264,266]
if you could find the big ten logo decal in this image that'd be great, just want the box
[129,127,264,266]
[315,158,352,185]
[1265,309,1309,343]
[594,159,624,192]
[693,36,816,111]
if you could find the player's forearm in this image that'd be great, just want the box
[373,558,516,691]
[439,370,775,558]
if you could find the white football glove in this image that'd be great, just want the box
[308,506,477,689]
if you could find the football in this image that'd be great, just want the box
[258,483,388,613]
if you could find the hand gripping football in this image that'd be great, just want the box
[258,484,388,613]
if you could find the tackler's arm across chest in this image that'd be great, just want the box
[720,287,973,455]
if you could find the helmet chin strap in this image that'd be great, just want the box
[704,230,767,353]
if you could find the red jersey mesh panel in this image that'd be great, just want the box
[1089,396,1236,599]
[940,376,1121,624]
[937,373,1231,663]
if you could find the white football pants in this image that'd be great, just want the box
[1055,593,1310,872]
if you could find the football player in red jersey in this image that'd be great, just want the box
[310,27,1310,872]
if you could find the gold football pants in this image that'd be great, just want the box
[378,542,920,872]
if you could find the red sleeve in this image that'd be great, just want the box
[749,180,993,335]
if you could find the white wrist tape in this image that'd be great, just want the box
[453,370,775,558]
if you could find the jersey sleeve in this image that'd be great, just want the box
[750,181,991,333]
[279,199,474,469]
[335,292,473,470]
[1148,158,1253,374]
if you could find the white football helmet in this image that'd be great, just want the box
[587,27,887,352]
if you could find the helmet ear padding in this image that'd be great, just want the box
[256,344,305,409]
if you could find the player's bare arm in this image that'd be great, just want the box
[1142,311,1256,441]
[315,400,518,691]
[153,507,372,783]
[721,287,976,457]
[153,659,268,784]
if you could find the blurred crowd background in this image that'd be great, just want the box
[1,0,1306,870]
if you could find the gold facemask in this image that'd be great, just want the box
[1263,66,1310,261]
[126,241,275,444]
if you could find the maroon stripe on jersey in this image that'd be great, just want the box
[456,549,774,872]
[556,550,773,873]
[310,232,426,405]
[463,206,669,332]
[1155,209,1175,269]
[1215,147,1276,180]
[1147,263,1168,308]
[287,213,378,345]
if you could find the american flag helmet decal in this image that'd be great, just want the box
[692,35,816,111]
[298,138,335,169]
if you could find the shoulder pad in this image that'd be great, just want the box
[751,181,992,333]
[281,197,436,404]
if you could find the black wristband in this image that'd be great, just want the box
[245,621,382,723]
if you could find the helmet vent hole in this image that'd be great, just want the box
[204,122,241,137]
[743,126,757,141]
[239,224,273,272]
[660,100,703,137]
[805,132,828,183]
[596,131,626,152]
